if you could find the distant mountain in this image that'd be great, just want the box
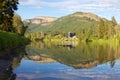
[23,16,57,25]
[25,12,105,33]
[24,16,57,32]
[39,12,101,32]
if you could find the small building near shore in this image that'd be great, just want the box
[68,32,76,38]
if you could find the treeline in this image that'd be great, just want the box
[97,17,119,39]
[25,32,45,41]
[84,17,120,41]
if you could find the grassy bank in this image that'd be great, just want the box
[0,32,30,50]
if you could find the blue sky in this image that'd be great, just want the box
[17,0,120,23]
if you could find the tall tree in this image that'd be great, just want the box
[0,0,19,32]
[111,16,117,25]
[98,19,105,39]
[13,13,28,35]
[111,17,117,38]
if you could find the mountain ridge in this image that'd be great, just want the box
[71,12,101,21]
[24,12,102,25]
[25,12,108,33]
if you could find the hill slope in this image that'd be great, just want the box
[26,12,102,33]
[24,16,57,32]
[43,12,100,33]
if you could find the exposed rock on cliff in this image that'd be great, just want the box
[71,12,101,21]
[24,16,57,25]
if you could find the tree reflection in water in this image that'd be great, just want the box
[0,64,16,80]
[25,41,120,69]
[1,41,119,80]
[0,46,26,80]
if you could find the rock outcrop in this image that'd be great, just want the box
[23,16,57,25]
[71,12,101,21]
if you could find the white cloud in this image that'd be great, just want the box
[19,0,39,5]
[19,0,120,13]
[19,0,79,7]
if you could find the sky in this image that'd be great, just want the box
[16,0,120,23]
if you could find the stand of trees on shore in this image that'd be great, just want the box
[0,0,29,51]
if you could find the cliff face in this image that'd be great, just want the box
[23,16,57,25]
[71,12,101,21]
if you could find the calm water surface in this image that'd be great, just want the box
[11,41,120,80]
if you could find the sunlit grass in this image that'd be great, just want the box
[0,32,30,50]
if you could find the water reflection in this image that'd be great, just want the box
[14,41,120,80]
[57,41,78,51]
[0,47,26,80]
[0,64,16,80]
[25,41,120,69]
[1,41,120,80]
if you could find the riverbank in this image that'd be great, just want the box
[0,32,30,51]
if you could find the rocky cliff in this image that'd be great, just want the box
[71,12,101,21]
[23,16,57,25]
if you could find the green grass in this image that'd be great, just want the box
[0,32,30,50]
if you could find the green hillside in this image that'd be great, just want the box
[26,12,99,33]
[25,12,120,41]
[45,13,98,32]
[26,24,40,32]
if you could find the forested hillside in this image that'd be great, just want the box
[25,12,120,41]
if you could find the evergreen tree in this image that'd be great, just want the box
[112,16,117,25]
[98,19,105,39]
[111,17,117,38]
[13,13,23,34]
